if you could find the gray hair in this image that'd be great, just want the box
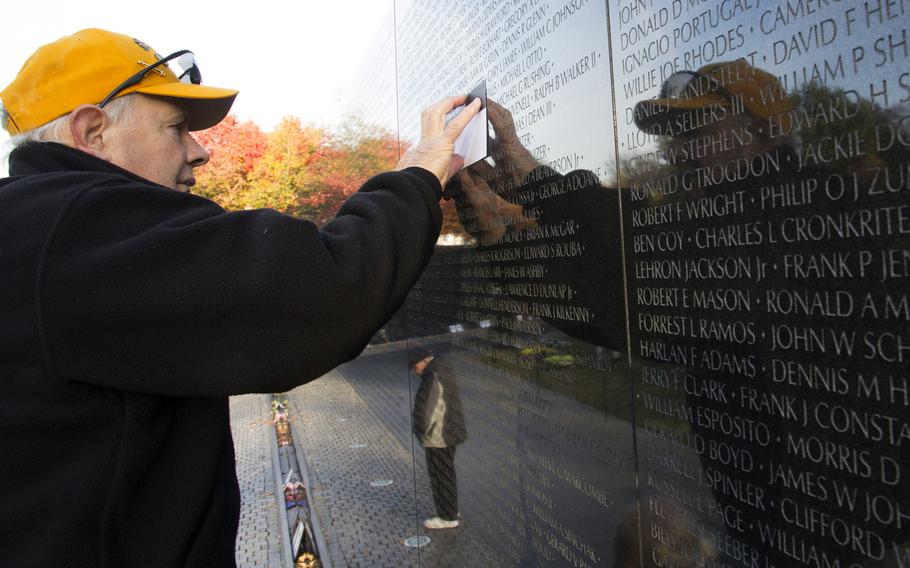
[2,95,136,150]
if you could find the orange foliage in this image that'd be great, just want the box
[193,115,266,210]
[193,113,402,226]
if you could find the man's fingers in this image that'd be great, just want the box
[421,95,469,136]
[487,99,517,139]
[443,98,482,140]
[487,98,507,119]
[486,99,505,122]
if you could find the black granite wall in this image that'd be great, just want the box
[363,1,909,565]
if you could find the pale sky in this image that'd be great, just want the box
[1,0,394,174]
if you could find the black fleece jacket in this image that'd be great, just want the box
[0,142,442,567]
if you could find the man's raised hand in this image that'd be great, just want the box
[396,96,482,188]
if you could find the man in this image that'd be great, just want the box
[408,347,467,530]
[0,29,479,567]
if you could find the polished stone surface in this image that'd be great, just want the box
[333,0,910,565]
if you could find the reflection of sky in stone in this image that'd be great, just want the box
[613,0,909,160]
[394,0,618,183]
[346,11,399,134]
[374,0,908,182]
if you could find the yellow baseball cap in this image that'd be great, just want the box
[0,28,238,135]
[633,59,792,135]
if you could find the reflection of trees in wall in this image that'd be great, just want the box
[192,115,267,211]
[792,82,910,178]
[193,113,403,227]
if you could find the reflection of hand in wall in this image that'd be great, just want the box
[486,99,541,185]
[450,99,627,351]
[450,99,538,244]
[455,171,536,244]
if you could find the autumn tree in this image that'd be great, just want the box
[193,115,266,210]
[246,117,326,214]
[301,114,402,225]
[193,113,415,227]
[790,82,909,176]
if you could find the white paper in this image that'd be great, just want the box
[453,106,488,168]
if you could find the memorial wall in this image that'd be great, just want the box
[353,0,909,565]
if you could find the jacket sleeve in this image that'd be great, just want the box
[38,167,442,397]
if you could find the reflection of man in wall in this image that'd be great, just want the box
[628,59,799,568]
[634,60,794,165]
[631,60,910,568]
[452,60,798,346]
[452,99,628,352]
[409,347,467,530]
[451,100,636,563]
[452,64,778,566]
[453,59,910,567]
[453,61,796,567]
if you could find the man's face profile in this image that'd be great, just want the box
[101,95,210,192]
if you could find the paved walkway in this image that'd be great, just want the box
[230,394,286,568]
[230,340,638,567]
[287,350,516,567]
[285,340,639,568]
[287,366,423,567]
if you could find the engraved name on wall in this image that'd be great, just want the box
[615,0,910,566]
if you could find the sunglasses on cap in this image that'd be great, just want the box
[98,49,202,108]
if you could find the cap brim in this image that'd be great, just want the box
[136,82,238,131]
[633,94,724,135]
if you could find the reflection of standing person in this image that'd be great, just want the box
[409,347,467,529]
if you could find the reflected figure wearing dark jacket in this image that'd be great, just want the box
[451,60,910,567]
[409,348,467,530]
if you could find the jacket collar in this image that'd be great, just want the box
[7,141,155,186]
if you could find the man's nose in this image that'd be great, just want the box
[187,133,210,167]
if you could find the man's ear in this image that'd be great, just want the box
[68,105,112,161]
